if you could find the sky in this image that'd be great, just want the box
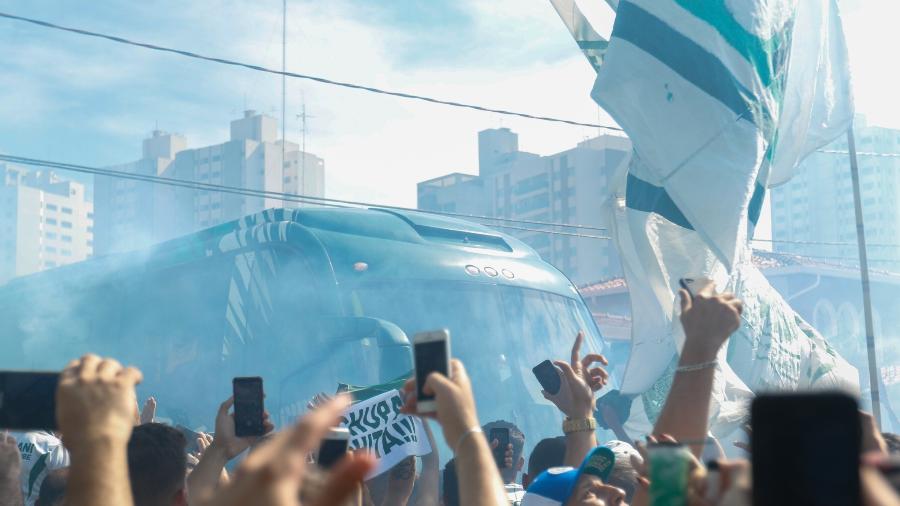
[0,0,894,209]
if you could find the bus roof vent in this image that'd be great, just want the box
[373,209,513,252]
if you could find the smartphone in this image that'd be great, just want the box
[532,360,562,395]
[648,442,691,505]
[490,427,511,468]
[176,424,202,454]
[752,392,860,506]
[0,371,59,430]
[317,427,350,469]
[233,377,265,437]
[679,277,715,297]
[412,329,451,413]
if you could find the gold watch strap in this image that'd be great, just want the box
[563,417,597,434]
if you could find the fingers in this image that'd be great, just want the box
[118,366,143,386]
[679,289,692,313]
[490,439,499,450]
[553,360,580,388]
[96,358,123,381]
[449,359,468,386]
[310,452,377,506]
[570,331,584,371]
[76,354,101,380]
[423,371,455,399]
[218,397,235,419]
[582,353,609,368]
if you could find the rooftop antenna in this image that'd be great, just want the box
[296,91,316,174]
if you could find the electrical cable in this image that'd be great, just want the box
[0,11,623,132]
[0,153,612,240]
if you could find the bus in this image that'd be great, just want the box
[0,207,607,452]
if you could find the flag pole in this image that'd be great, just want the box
[848,123,882,428]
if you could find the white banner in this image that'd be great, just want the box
[339,390,432,478]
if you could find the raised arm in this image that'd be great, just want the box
[57,354,143,506]
[401,359,507,506]
[652,288,742,456]
[542,332,609,467]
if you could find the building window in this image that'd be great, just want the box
[87,240,93,247]
[62,235,72,243]
[61,249,72,257]
[44,261,56,267]
[45,232,57,239]
[61,221,73,229]
[211,203,221,210]
[88,226,93,233]
[46,203,58,211]
[62,207,73,214]
[46,218,57,225]
[87,212,94,219]
[44,246,57,253]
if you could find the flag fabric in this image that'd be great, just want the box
[555,0,859,435]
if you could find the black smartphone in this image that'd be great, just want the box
[412,330,450,413]
[490,427,511,468]
[233,377,265,437]
[532,360,561,395]
[752,392,860,506]
[318,427,350,469]
[0,371,59,430]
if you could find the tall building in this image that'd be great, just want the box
[771,116,900,269]
[0,164,93,284]
[95,110,325,255]
[418,128,631,285]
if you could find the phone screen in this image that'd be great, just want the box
[532,360,561,395]
[233,377,264,437]
[490,427,511,468]
[318,437,349,469]
[414,340,448,401]
[752,393,860,506]
[0,372,59,430]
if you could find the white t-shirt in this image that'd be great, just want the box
[13,431,70,506]
[506,482,525,506]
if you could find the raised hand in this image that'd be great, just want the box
[57,354,143,455]
[543,331,609,419]
[139,397,157,425]
[678,286,743,365]
[400,359,480,451]
[211,397,275,460]
[200,395,375,506]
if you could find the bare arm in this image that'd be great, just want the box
[57,355,144,506]
[652,289,742,456]
[0,433,23,506]
[411,422,439,506]
[401,360,506,506]
[543,332,609,467]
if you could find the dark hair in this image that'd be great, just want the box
[35,468,68,506]
[527,436,567,477]
[883,432,900,454]
[127,423,187,506]
[482,419,526,465]
[442,458,459,506]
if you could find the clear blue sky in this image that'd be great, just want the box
[0,0,891,207]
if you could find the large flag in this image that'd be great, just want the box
[555,0,858,435]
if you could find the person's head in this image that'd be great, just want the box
[604,440,642,501]
[523,436,567,489]
[127,423,188,506]
[442,458,459,506]
[883,433,900,454]
[483,419,526,483]
[522,446,625,506]
[35,468,68,506]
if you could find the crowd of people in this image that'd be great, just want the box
[2,285,900,505]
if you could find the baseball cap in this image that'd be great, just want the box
[521,446,616,506]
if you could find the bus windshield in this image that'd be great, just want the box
[343,280,605,452]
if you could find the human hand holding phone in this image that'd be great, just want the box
[317,427,350,469]
[210,395,274,461]
[412,330,451,414]
[542,331,609,420]
[401,359,480,451]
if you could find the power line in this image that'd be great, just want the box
[0,153,611,240]
[0,11,623,132]
[816,150,900,158]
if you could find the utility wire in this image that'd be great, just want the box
[0,11,623,132]
[751,238,900,249]
[0,154,611,240]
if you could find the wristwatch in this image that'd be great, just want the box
[563,416,597,434]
